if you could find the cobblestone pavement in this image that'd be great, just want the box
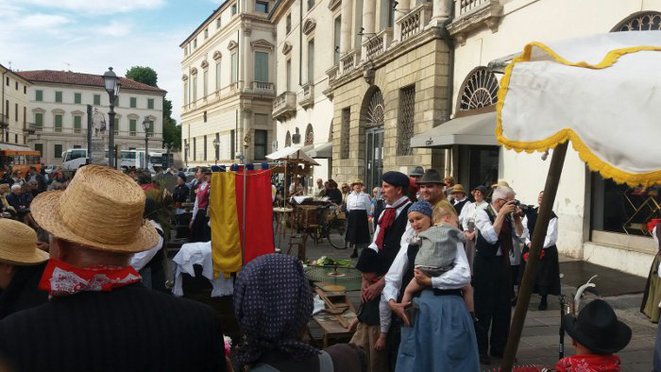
[298,237,657,371]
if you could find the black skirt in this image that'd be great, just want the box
[346,209,371,245]
[521,244,561,296]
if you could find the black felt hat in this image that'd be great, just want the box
[563,299,632,355]
[381,171,409,189]
[356,248,380,274]
[417,169,445,185]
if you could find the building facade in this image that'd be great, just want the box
[0,65,31,146]
[270,0,336,185]
[18,70,165,165]
[326,0,453,190]
[180,0,276,166]
[441,0,661,276]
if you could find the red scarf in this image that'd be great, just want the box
[39,258,142,297]
[555,354,621,372]
[375,198,409,250]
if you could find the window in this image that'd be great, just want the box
[203,69,209,97]
[147,98,154,109]
[74,116,82,134]
[286,59,291,91]
[216,17,221,29]
[36,90,43,102]
[129,119,137,136]
[256,1,268,13]
[184,81,189,105]
[254,129,267,159]
[341,107,350,159]
[397,85,415,156]
[215,133,220,160]
[231,3,237,15]
[14,134,17,143]
[74,93,82,104]
[15,81,18,90]
[204,135,208,161]
[192,76,198,102]
[14,103,17,121]
[193,38,197,48]
[23,86,26,94]
[34,144,43,156]
[55,91,62,103]
[193,138,197,161]
[215,61,222,91]
[114,118,119,136]
[4,77,7,86]
[307,0,314,11]
[334,16,341,64]
[54,144,63,159]
[73,145,82,149]
[305,124,314,145]
[204,28,209,39]
[94,94,101,105]
[231,53,238,83]
[130,97,137,108]
[35,113,43,130]
[230,129,236,158]
[54,114,63,132]
[286,14,292,33]
[254,52,269,82]
[307,40,315,83]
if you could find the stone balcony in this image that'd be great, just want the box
[251,81,275,96]
[300,82,314,108]
[272,91,297,121]
[397,3,432,42]
[447,0,503,45]
[23,122,37,135]
[362,28,393,61]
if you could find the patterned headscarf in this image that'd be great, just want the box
[234,254,318,367]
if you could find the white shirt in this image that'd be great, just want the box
[130,220,163,271]
[347,191,371,211]
[367,196,413,252]
[459,200,488,231]
[474,205,527,256]
[522,213,558,249]
[379,241,471,333]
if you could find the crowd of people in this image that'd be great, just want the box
[0,162,640,371]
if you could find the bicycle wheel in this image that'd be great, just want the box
[327,218,348,249]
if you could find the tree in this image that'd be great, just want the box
[125,66,158,87]
[125,66,181,151]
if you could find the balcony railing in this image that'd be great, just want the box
[363,28,393,61]
[398,4,432,42]
[447,0,502,44]
[340,50,359,74]
[300,83,314,108]
[251,81,275,95]
[326,65,339,83]
[23,122,37,134]
[272,91,297,121]
[0,114,8,129]
[458,0,491,16]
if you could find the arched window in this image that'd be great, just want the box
[305,124,314,145]
[285,131,292,147]
[611,11,661,32]
[362,88,385,128]
[457,66,499,113]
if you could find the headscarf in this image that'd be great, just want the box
[234,254,318,367]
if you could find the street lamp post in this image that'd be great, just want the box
[103,67,120,168]
[142,117,151,170]
[213,137,220,165]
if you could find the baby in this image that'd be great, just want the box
[401,200,462,306]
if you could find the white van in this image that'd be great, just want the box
[61,149,91,171]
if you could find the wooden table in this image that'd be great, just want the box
[311,287,357,347]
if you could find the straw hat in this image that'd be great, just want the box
[450,184,466,195]
[491,179,510,188]
[31,165,158,253]
[350,179,364,186]
[0,219,49,265]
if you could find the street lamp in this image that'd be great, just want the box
[103,67,120,168]
[213,137,220,164]
[142,117,152,170]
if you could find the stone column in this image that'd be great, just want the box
[242,27,253,90]
[361,0,376,61]
[340,0,353,54]
[241,108,253,161]
[430,0,451,26]
[394,0,410,42]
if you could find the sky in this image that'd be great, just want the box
[0,0,222,122]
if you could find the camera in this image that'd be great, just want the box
[512,199,531,212]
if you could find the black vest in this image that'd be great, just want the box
[377,203,411,275]
[475,205,512,258]
[524,207,557,249]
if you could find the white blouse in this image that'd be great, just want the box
[347,191,371,211]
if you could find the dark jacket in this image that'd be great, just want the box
[173,184,190,204]
[378,203,411,274]
[0,262,47,319]
[0,284,225,372]
[6,192,32,214]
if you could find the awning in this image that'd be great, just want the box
[305,142,332,158]
[266,145,320,165]
[410,111,498,148]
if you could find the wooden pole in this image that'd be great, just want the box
[501,141,568,371]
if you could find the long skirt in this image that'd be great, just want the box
[395,290,480,372]
[521,245,561,296]
[190,211,211,243]
[641,255,661,323]
[346,209,371,245]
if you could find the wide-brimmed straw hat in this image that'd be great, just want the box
[0,219,49,265]
[563,299,631,355]
[491,179,510,188]
[350,179,364,186]
[450,184,466,195]
[31,165,158,253]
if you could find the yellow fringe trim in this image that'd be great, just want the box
[496,42,661,187]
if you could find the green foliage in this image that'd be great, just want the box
[163,116,181,151]
[125,66,158,87]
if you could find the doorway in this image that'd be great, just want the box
[365,128,384,191]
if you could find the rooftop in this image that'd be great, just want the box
[17,70,167,95]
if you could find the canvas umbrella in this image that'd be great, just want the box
[496,31,661,371]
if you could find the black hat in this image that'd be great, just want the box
[409,166,424,177]
[177,172,186,181]
[356,248,380,274]
[473,185,488,197]
[381,171,409,189]
[417,169,445,185]
[563,299,632,355]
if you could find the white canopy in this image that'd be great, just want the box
[265,145,320,165]
[410,111,497,148]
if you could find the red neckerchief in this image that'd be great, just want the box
[375,197,409,250]
[38,258,142,297]
[555,354,621,372]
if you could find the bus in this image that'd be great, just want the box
[0,144,42,177]
[62,148,164,171]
